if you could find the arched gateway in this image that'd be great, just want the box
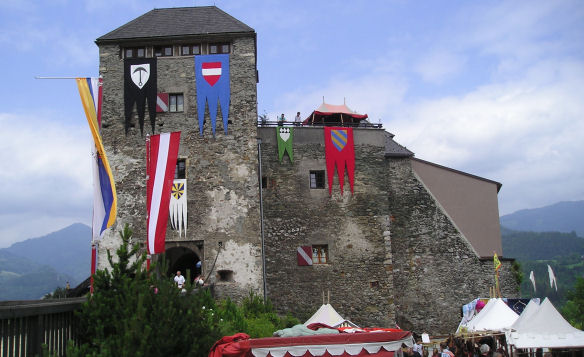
[165,242,203,283]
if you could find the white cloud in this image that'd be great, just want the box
[0,112,93,247]
[414,50,467,84]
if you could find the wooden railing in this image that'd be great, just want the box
[0,297,85,357]
[257,120,383,128]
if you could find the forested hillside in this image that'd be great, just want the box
[502,228,584,306]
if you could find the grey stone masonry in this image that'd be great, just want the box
[259,127,396,327]
[97,36,262,301]
[387,157,517,334]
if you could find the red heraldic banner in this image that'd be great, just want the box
[147,132,181,255]
[324,127,355,195]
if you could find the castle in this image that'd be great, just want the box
[95,6,517,334]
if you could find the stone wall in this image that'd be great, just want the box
[387,157,518,334]
[259,127,396,326]
[97,36,262,300]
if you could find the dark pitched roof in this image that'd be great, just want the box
[384,132,414,157]
[96,6,254,43]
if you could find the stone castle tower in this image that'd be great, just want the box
[95,6,518,334]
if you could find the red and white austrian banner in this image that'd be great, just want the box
[147,132,181,254]
[297,246,313,266]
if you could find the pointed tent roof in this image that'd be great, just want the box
[510,299,540,332]
[467,298,518,332]
[303,304,359,328]
[507,298,584,348]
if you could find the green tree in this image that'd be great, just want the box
[68,225,223,357]
[562,277,584,329]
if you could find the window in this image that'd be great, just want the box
[175,158,186,179]
[217,270,234,282]
[169,94,184,112]
[154,46,173,57]
[261,176,267,189]
[209,43,230,54]
[181,44,201,56]
[312,245,328,264]
[125,47,145,58]
[310,170,325,189]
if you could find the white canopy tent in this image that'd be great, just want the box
[459,298,518,333]
[304,304,359,328]
[506,298,584,348]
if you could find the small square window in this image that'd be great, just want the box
[125,48,133,58]
[310,170,325,189]
[155,46,173,57]
[169,94,184,112]
[137,48,145,58]
[175,158,186,179]
[209,43,230,54]
[192,45,200,55]
[312,245,328,264]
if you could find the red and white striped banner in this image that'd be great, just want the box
[156,93,169,112]
[146,132,181,255]
[297,246,313,266]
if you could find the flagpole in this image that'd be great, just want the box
[146,134,151,270]
[35,76,101,79]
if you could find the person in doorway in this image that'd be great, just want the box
[174,270,185,289]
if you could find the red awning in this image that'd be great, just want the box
[302,102,368,125]
[209,331,412,357]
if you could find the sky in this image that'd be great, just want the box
[0,0,583,247]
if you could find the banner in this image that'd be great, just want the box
[324,127,355,195]
[76,77,117,240]
[277,127,293,162]
[147,132,181,255]
[529,270,536,292]
[124,58,157,134]
[170,178,187,237]
[297,246,313,266]
[156,93,169,112]
[548,264,558,291]
[195,54,230,136]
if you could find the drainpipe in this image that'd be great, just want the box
[257,137,267,301]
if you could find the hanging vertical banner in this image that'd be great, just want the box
[529,270,536,292]
[548,264,558,291]
[194,54,230,136]
[324,127,355,195]
[124,58,157,135]
[169,178,187,237]
[147,132,181,255]
[277,127,293,162]
[76,77,117,240]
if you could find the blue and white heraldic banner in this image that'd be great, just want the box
[195,54,230,136]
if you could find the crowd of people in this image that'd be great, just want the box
[404,335,509,357]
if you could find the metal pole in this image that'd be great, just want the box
[257,137,267,301]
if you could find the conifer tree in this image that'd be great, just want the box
[69,225,222,357]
